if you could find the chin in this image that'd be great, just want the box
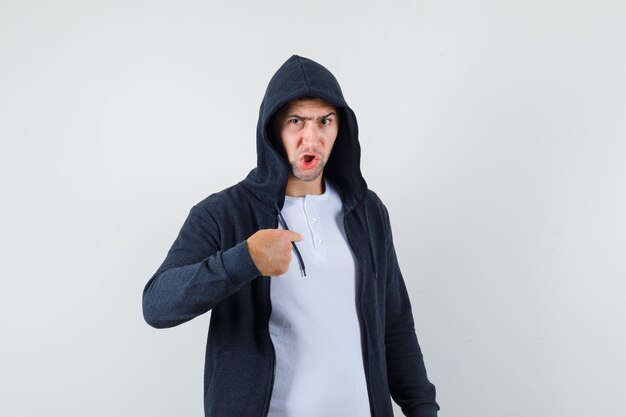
[291,161,325,182]
[294,169,323,182]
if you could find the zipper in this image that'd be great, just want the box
[343,211,378,417]
[263,276,277,417]
[263,218,279,417]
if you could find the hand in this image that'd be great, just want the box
[246,229,304,276]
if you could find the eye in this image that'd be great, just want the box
[321,117,332,126]
[289,118,301,125]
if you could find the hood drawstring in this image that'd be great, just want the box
[275,202,307,277]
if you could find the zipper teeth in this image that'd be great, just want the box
[263,277,276,417]
[263,218,278,417]
[344,213,377,417]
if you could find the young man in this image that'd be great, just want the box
[143,55,439,417]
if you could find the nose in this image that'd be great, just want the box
[301,123,320,147]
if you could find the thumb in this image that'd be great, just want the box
[286,230,304,242]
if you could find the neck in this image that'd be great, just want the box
[285,174,325,197]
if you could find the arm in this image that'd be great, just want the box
[142,204,260,329]
[382,205,440,417]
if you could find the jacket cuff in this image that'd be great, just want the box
[221,240,261,287]
[406,405,439,417]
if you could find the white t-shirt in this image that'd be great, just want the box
[267,178,371,417]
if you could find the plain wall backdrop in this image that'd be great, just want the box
[1,0,625,416]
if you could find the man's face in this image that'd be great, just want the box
[273,98,339,182]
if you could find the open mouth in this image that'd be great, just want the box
[299,153,319,170]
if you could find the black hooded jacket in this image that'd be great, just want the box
[142,55,439,417]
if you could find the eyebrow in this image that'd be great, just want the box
[286,111,336,121]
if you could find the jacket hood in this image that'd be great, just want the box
[240,55,368,215]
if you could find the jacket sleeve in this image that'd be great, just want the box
[142,204,261,329]
[381,204,440,417]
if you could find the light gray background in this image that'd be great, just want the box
[1,1,625,416]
